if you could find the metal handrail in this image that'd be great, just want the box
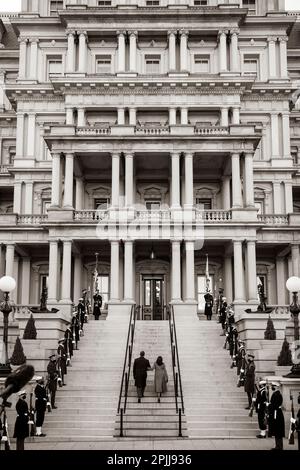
[169,304,185,415]
[166,305,179,414]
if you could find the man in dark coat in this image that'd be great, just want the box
[57,339,67,386]
[133,351,151,403]
[255,380,267,438]
[236,340,246,387]
[77,298,86,331]
[296,393,300,451]
[204,292,213,321]
[47,354,58,409]
[64,324,73,360]
[268,382,285,450]
[229,326,239,368]
[34,378,47,437]
[244,354,256,409]
[71,313,80,350]
[220,300,227,335]
[13,390,29,451]
[93,291,102,320]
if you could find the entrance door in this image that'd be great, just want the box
[142,277,164,320]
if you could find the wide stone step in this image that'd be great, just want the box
[117,429,188,438]
[115,422,181,430]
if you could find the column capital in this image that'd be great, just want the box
[231,152,240,159]
[279,36,288,43]
[218,29,228,38]
[230,28,240,36]
[179,29,189,37]
[128,30,138,37]
[171,152,181,159]
[29,37,39,44]
[66,29,76,36]
[117,30,126,37]
[111,152,121,159]
[18,37,28,44]
[184,152,194,159]
[168,30,177,37]
[244,151,255,158]
[267,36,277,43]
[78,30,87,37]
[51,152,61,159]
[124,152,134,159]
[65,152,74,159]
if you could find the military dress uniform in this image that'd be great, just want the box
[204,293,213,321]
[229,327,239,368]
[71,314,80,350]
[268,384,285,450]
[57,339,67,385]
[244,355,256,408]
[64,326,74,359]
[93,292,102,320]
[34,381,47,437]
[47,355,58,409]
[13,392,29,451]
[77,299,86,330]
[255,381,268,438]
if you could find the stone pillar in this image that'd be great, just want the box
[282,112,291,158]
[111,153,120,207]
[276,257,286,305]
[246,241,257,302]
[48,241,59,303]
[77,108,86,127]
[271,113,280,157]
[64,153,74,209]
[124,241,134,302]
[78,31,87,74]
[29,38,39,80]
[129,108,136,126]
[13,182,22,214]
[244,153,255,208]
[230,29,239,72]
[24,182,33,213]
[273,182,282,213]
[129,31,137,73]
[117,108,125,125]
[169,107,177,125]
[172,241,181,302]
[27,113,36,157]
[73,255,82,303]
[168,31,176,72]
[185,241,195,301]
[117,31,126,73]
[18,38,27,79]
[5,244,15,278]
[231,153,243,208]
[279,36,288,79]
[291,245,300,277]
[125,153,134,207]
[184,153,194,208]
[171,152,181,208]
[181,108,188,125]
[179,30,189,72]
[66,108,74,125]
[110,241,120,301]
[232,107,240,125]
[218,30,227,73]
[51,153,62,207]
[75,177,84,210]
[233,241,245,303]
[66,30,75,73]
[224,256,233,304]
[61,241,72,303]
[221,107,229,127]
[16,113,25,157]
[21,258,31,305]
[222,176,231,210]
[268,37,277,79]
[284,181,293,214]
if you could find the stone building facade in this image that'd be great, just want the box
[0,0,299,319]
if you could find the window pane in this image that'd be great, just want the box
[144,280,151,306]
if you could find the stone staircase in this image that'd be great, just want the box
[115,320,187,439]
[175,314,258,439]
[33,315,129,442]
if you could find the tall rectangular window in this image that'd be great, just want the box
[242,0,256,14]
[97,275,109,305]
[145,55,161,74]
[194,55,210,74]
[194,1,208,5]
[47,57,63,79]
[49,0,63,16]
[96,56,112,74]
[98,0,112,5]
[146,0,160,5]
[243,57,258,77]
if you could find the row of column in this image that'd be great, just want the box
[268,36,288,80]
[18,37,39,80]
[218,29,239,73]
[270,112,291,159]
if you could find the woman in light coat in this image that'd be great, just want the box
[153,356,168,403]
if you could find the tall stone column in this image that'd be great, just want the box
[111,153,120,207]
[222,176,231,210]
[246,241,257,302]
[63,153,74,209]
[129,31,137,73]
[77,108,86,127]
[268,37,277,79]
[48,241,59,303]
[276,257,286,305]
[181,108,188,125]
[21,258,31,305]
[291,244,300,277]
[230,29,239,72]
[279,36,288,79]
[171,153,181,208]
[129,108,136,126]
[184,153,194,208]
[185,241,195,302]
[117,31,126,73]
[117,108,125,125]
[233,241,245,303]
[66,30,75,73]
[124,241,134,302]
[218,30,228,73]
[125,153,134,207]
[25,182,33,213]
[29,38,39,80]
[78,31,87,73]
[61,240,72,303]
[5,244,15,278]
[168,31,176,72]
[51,153,62,207]
[16,113,25,157]
[66,108,74,125]
[169,107,177,125]
[284,181,293,214]
[221,107,229,127]
[179,30,189,72]
[232,107,240,125]
[273,182,282,213]
[75,177,84,210]
[282,112,291,158]
[171,241,181,302]
[73,255,82,303]
[231,153,243,208]
[271,113,280,157]
[110,241,120,301]
[13,182,22,214]
[244,153,255,208]
[27,113,36,157]
[224,255,233,304]
[18,38,27,79]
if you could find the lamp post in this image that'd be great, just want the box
[286,276,300,378]
[0,276,16,377]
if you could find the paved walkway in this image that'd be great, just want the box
[22,437,297,451]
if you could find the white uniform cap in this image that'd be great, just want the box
[18,390,27,397]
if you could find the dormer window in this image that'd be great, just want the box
[146,0,160,6]
[194,0,208,5]
[98,0,112,5]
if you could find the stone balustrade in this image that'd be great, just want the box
[269,305,291,315]
[196,209,232,221]
[194,126,229,136]
[74,210,109,221]
[0,164,13,174]
[76,126,111,136]
[258,214,289,225]
[135,126,170,135]
[17,214,48,225]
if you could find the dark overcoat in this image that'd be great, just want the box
[268,390,285,438]
[244,361,255,394]
[47,360,58,393]
[64,328,74,356]
[13,399,29,439]
[57,344,67,375]
[133,357,151,388]
[93,294,102,318]
[236,347,246,376]
[255,388,267,431]
[34,384,47,427]
[204,293,213,316]
[78,302,85,326]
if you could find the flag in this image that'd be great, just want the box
[205,254,210,292]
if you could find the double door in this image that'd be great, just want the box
[142,276,164,320]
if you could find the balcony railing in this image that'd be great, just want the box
[194,126,229,136]
[0,164,13,174]
[17,214,48,225]
[76,126,111,136]
[258,214,289,225]
[135,126,170,135]
[74,210,109,221]
[196,210,232,222]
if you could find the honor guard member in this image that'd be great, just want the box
[57,339,67,386]
[236,340,246,387]
[219,299,227,336]
[34,378,47,437]
[77,298,86,331]
[71,312,80,349]
[229,326,239,368]
[244,354,256,409]
[255,380,268,439]
[268,382,285,451]
[93,290,102,320]
[204,292,214,321]
[64,324,74,359]
[13,390,29,451]
[47,355,58,409]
